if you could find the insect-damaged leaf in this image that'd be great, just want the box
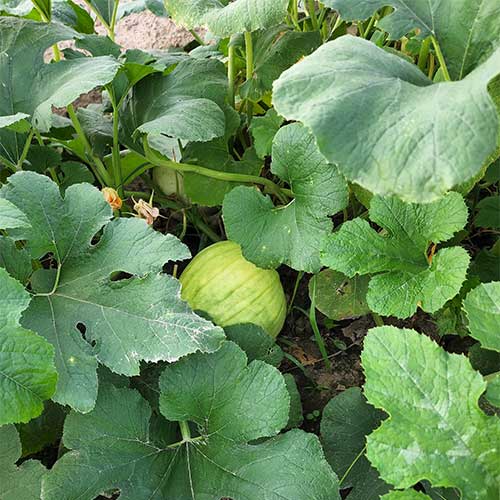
[224,123,348,272]
[165,0,289,37]
[321,193,469,318]
[44,342,339,499]
[0,18,120,165]
[273,36,500,202]
[0,172,225,413]
[362,326,500,499]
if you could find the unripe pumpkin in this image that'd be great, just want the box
[153,167,185,199]
[180,241,287,338]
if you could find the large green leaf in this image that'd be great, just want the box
[121,58,227,152]
[44,342,339,499]
[1,172,225,413]
[240,26,321,102]
[321,388,391,499]
[325,0,500,80]
[0,268,57,425]
[362,326,500,499]
[165,0,289,37]
[463,282,500,352]
[0,18,120,165]
[224,123,349,272]
[0,425,47,500]
[322,193,470,318]
[273,36,500,202]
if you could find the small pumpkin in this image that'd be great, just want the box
[180,241,287,338]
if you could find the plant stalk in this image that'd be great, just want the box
[306,0,319,30]
[67,105,112,186]
[143,138,288,203]
[418,36,431,72]
[109,0,120,41]
[111,102,123,197]
[431,36,451,81]
[309,276,332,369]
[228,36,237,108]
[244,31,254,124]
[179,421,191,441]
[16,129,35,171]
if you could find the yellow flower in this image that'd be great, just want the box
[102,187,122,210]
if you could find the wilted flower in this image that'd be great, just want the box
[102,187,122,210]
[133,197,160,225]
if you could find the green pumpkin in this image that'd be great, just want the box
[180,241,287,338]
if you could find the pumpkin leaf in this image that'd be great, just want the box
[321,387,391,499]
[0,268,57,424]
[224,123,349,272]
[0,172,225,413]
[0,18,120,165]
[44,342,340,499]
[321,193,470,318]
[121,58,227,152]
[362,326,500,499]
[463,282,500,352]
[0,425,47,500]
[325,0,500,80]
[311,270,370,321]
[165,0,289,37]
[273,36,500,202]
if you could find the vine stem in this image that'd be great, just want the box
[179,421,191,441]
[431,35,451,81]
[362,13,377,39]
[244,31,254,124]
[306,0,318,30]
[143,138,288,203]
[16,129,35,171]
[418,37,431,72]
[309,276,332,370]
[227,35,237,108]
[371,312,384,327]
[110,98,123,197]
[67,105,112,186]
[109,0,120,41]
[189,29,205,46]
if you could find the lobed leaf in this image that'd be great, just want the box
[0,18,120,164]
[321,387,391,499]
[224,123,348,272]
[44,342,339,499]
[1,172,225,413]
[322,193,469,318]
[0,268,57,425]
[362,326,500,499]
